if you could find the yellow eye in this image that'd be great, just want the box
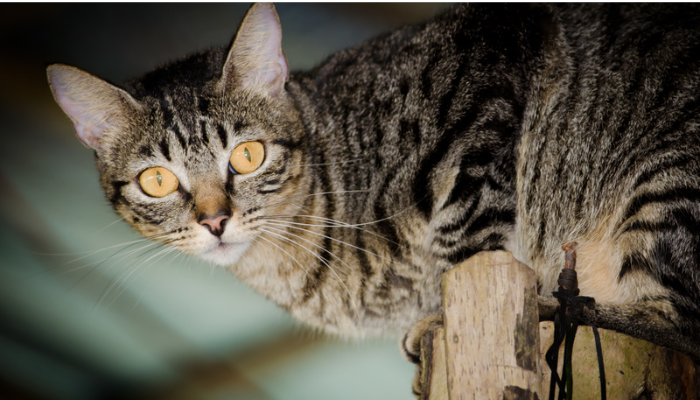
[139,167,179,197]
[229,141,265,174]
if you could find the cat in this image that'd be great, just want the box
[47,2,700,394]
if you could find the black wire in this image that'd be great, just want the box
[592,326,607,400]
[563,322,578,400]
[546,288,602,400]
[546,313,564,400]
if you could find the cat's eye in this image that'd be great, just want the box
[229,141,265,175]
[139,167,179,197]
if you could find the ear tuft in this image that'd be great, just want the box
[220,3,289,98]
[47,64,138,150]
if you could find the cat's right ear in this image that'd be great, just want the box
[47,64,139,151]
[219,3,289,98]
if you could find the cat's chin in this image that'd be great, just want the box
[197,241,251,267]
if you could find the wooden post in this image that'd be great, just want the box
[442,250,541,399]
[419,251,700,399]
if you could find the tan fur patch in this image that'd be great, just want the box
[573,215,669,305]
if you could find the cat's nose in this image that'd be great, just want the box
[198,213,230,237]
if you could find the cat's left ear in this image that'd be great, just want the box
[219,3,289,98]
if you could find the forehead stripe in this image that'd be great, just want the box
[216,123,229,148]
[171,124,187,150]
[200,120,210,145]
[161,103,174,127]
[159,137,171,161]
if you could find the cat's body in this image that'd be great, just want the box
[48,1,700,373]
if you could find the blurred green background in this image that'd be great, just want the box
[0,3,448,400]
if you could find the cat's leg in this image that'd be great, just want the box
[539,295,700,360]
[540,283,700,360]
[401,313,443,397]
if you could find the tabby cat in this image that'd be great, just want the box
[47,2,700,393]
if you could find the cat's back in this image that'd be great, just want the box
[518,3,700,311]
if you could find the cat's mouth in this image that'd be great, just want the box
[197,239,251,266]
[211,239,245,251]
[216,241,239,250]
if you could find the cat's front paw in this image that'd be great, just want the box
[401,313,443,398]
[401,313,443,364]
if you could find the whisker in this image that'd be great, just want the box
[265,220,384,261]
[72,235,175,304]
[30,236,155,261]
[65,234,178,280]
[255,233,309,276]
[289,158,362,169]
[61,233,176,268]
[97,216,127,233]
[261,214,401,247]
[259,228,354,302]
[261,226,361,316]
[51,240,165,295]
[67,240,161,274]
[130,249,182,312]
[95,244,177,310]
[258,194,431,257]
[264,215,353,227]
[259,190,370,210]
[264,225,355,275]
[267,212,398,228]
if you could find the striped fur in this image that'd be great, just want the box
[48,3,700,363]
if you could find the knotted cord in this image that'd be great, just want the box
[545,243,607,400]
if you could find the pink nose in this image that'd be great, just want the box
[199,214,230,237]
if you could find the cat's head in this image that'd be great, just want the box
[47,3,309,266]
